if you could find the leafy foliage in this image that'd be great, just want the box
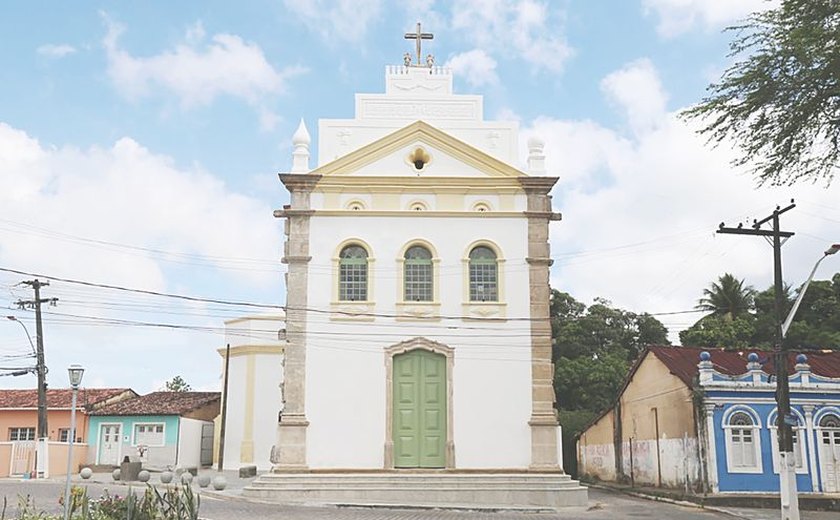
[681,272,840,350]
[551,290,669,413]
[696,273,756,320]
[682,0,840,186]
[3,484,201,520]
[164,376,192,392]
[679,315,757,350]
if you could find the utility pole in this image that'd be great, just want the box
[718,201,799,520]
[217,343,230,472]
[15,279,58,441]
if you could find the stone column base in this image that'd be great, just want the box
[271,415,309,471]
[529,415,561,471]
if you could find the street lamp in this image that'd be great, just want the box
[5,316,36,354]
[782,244,840,337]
[63,364,84,520]
[775,244,839,520]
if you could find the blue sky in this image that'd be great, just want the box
[1,0,838,393]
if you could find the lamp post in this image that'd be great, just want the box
[63,364,84,520]
[782,244,840,337]
[775,244,839,520]
[5,316,36,354]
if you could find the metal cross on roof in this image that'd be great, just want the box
[404,22,433,66]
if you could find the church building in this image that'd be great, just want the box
[244,29,586,509]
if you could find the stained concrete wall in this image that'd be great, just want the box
[578,353,702,489]
[578,410,617,481]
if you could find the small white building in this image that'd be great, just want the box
[244,40,586,509]
[216,314,285,471]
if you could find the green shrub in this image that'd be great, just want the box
[1,484,200,520]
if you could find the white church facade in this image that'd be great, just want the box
[243,42,586,508]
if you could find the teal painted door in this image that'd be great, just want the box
[393,350,446,468]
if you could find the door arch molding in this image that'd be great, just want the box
[384,337,454,469]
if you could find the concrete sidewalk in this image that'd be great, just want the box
[586,480,840,517]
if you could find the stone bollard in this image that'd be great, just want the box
[80,468,93,480]
[212,476,227,491]
[197,474,211,488]
[181,472,194,485]
[138,470,151,483]
[112,469,121,481]
[160,471,173,484]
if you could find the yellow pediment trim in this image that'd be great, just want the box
[311,121,527,178]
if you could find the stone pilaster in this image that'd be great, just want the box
[271,174,321,471]
[519,176,561,471]
[703,404,719,493]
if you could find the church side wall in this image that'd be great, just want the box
[304,214,533,469]
[252,353,283,470]
[221,358,246,469]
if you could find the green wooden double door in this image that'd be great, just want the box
[393,349,446,468]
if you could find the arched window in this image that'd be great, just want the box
[820,414,840,429]
[469,246,498,302]
[339,245,368,301]
[769,411,806,473]
[820,413,840,452]
[404,246,433,302]
[724,410,762,472]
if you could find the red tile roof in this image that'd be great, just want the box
[90,391,220,416]
[0,388,135,410]
[649,345,840,386]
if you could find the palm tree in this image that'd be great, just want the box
[697,273,756,320]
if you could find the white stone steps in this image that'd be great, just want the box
[242,472,588,509]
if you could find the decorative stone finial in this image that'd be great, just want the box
[291,118,310,174]
[746,352,762,381]
[698,351,713,385]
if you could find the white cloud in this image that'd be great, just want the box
[283,0,383,43]
[37,44,77,58]
[102,15,306,127]
[643,0,777,38]
[450,0,573,73]
[445,49,498,87]
[600,58,668,136]
[521,59,839,342]
[0,122,282,391]
[0,123,280,286]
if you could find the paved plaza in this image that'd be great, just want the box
[0,474,836,520]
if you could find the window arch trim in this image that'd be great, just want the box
[767,408,808,474]
[331,239,376,312]
[396,240,441,317]
[722,405,763,474]
[814,407,840,427]
[460,240,507,319]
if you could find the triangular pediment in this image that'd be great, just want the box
[310,121,526,178]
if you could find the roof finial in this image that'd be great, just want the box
[404,22,433,67]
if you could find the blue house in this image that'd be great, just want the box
[698,349,840,494]
[88,391,220,470]
[578,346,840,494]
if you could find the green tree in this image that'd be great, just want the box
[164,375,192,392]
[550,290,669,412]
[785,274,840,349]
[696,273,756,320]
[679,315,757,350]
[681,273,840,350]
[682,0,840,186]
[554,350,630,412]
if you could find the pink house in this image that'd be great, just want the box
[0,388,136,477]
